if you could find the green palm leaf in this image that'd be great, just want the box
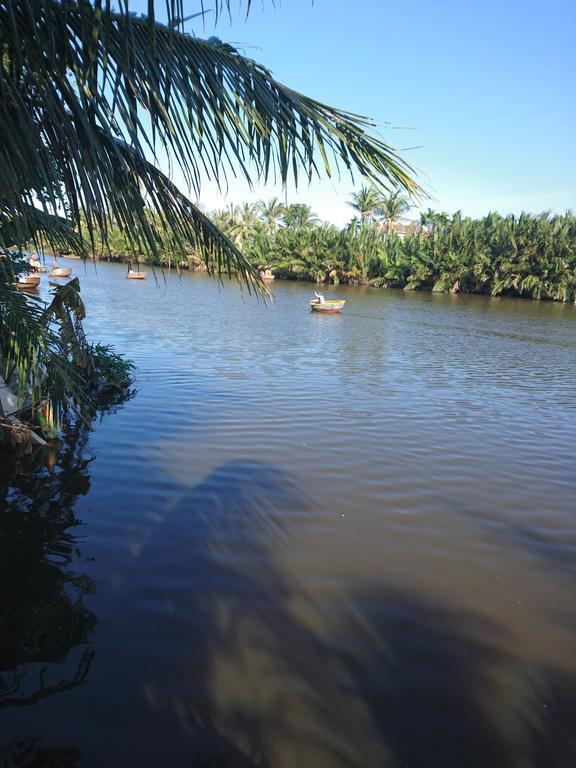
[1,1,420,287]
[0,1,422,429]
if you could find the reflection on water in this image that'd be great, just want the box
[0,420,96,712]
[0,261,575,766]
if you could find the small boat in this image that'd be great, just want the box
[12,284,39,293]
[310,298,346,313]
[18,274,42,287]
[12,275,41,291]
[127,270,146,280]
[49,266,72,278]
[49,258,72,278]
[260,269,275,282]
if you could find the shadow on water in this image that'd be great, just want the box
[129,461,576,767]
[1,443,575,765]
[0,386,137,718]
[317,588,576,768]
[441,496,576,585]
[0,420,97,765]
[134,461,312,767]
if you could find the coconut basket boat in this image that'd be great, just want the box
[310,299,346,313]
[19,274,41,286]
[49,266,72,278]
[12,275,41,290]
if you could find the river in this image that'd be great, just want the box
[1,259,575,767]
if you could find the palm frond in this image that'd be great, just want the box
[92,132,264,291]
[0,1,421,292]
[0,284,89,423]
[0,201,83,255]
[0,1,425,425]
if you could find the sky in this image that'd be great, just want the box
[133,0,576,226]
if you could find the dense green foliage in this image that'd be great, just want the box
[244,206,576,302]
[92,203,576,303]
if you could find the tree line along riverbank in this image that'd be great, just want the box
[76,204,576,303]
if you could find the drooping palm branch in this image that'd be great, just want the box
[0,0,421,291]
[0,202,83,257]
[0,277,90,426]
[0,1,423,428]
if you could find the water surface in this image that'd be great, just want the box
[1,261,575,767]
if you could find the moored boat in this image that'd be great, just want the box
[49,258,72,278]
[49,266,72,278]
[19,274,42,286]
[127,270,146,279]
[12,275,41,291]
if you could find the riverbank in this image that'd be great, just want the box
[56,252,574,305]
[47,208,575,304]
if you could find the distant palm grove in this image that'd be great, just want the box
[94,190,576,303]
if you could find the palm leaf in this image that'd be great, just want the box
[0,1,421,291]
[0,284,90,423]
[0,201,83,256]
[0,1,422,425]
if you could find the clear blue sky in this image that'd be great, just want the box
[135,0,576,225]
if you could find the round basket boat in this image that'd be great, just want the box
[310,299,346,313]
[12,275,41,291]
[18,274,42,287]
[49,267,72,278]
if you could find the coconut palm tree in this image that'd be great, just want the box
[348,186,382,223]
[345,220,385,281]
[230,202,260,247]
[210,205,576,301]
[420,209,450,235]
[281,204,320,230]
[379,191,412,236]
[0,1,419,427]
[244,229,272,270]
[257,198,286,235]
[211,207,236,239]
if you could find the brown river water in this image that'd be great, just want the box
[1,259,575,767]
